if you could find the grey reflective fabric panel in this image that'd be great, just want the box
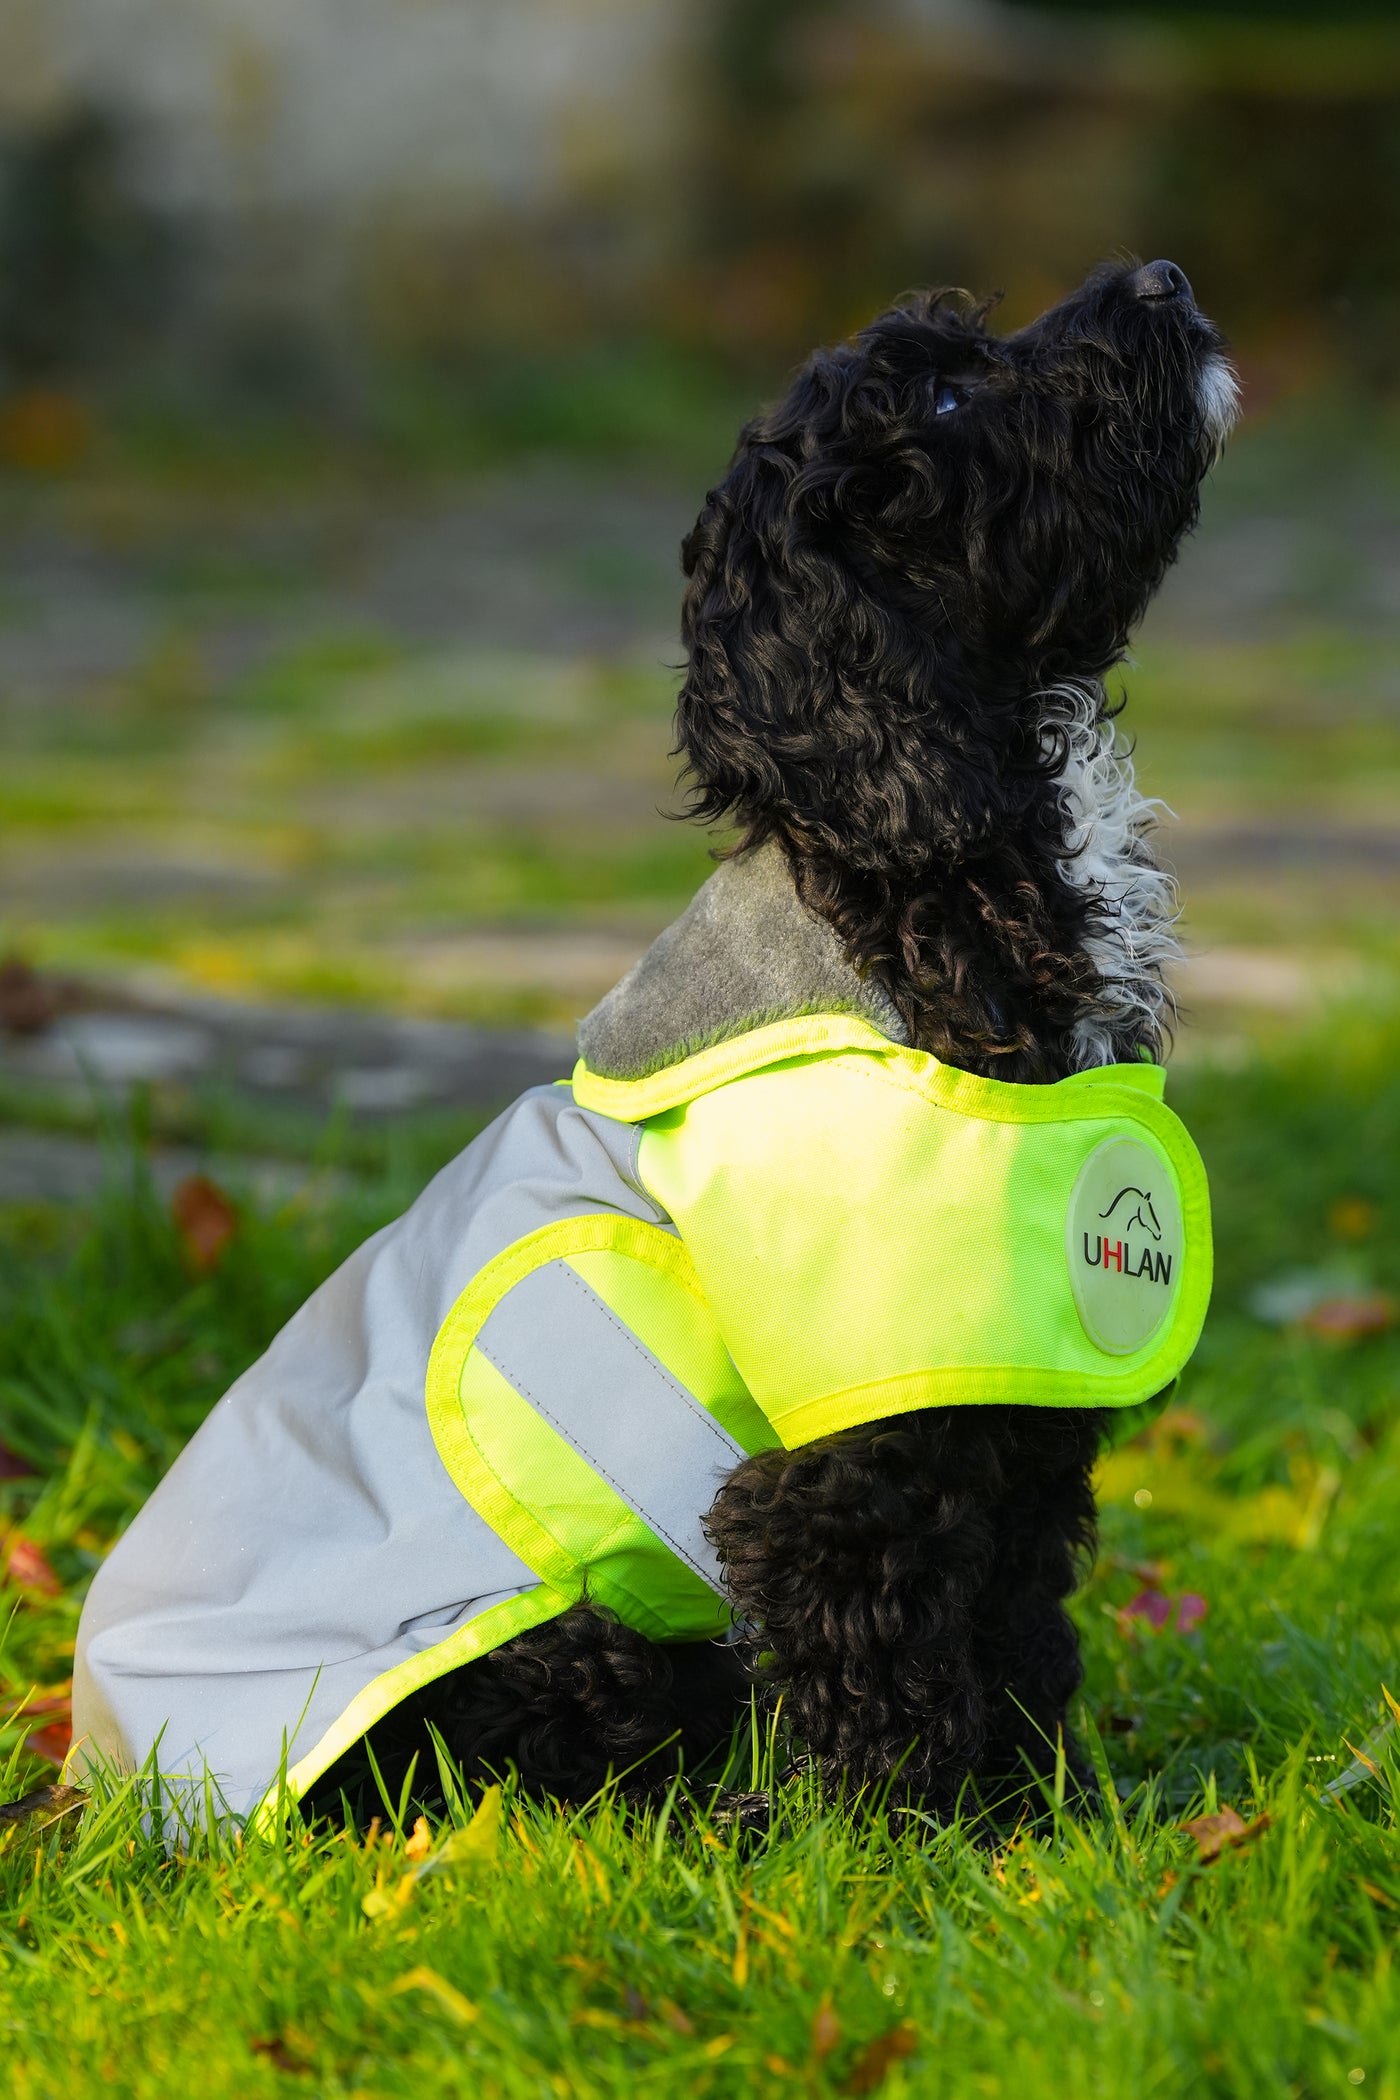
[77,1580,541,1835]
[475,1261,745,1592]
[73,1085,671,1823]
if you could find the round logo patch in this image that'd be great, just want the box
[1066,1137,1183,1356]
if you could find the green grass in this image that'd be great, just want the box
[0,631,716,1027]
[1,1005,1400,2095]
[1127,633,1400,818]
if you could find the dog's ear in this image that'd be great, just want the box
[676,339,976,865]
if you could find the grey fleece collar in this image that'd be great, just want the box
[576,841,910,1081]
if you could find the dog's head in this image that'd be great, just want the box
[679,258,1234,850]
[675,260,1237,1078]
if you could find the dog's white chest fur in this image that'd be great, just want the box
[1044,681,1181,1070]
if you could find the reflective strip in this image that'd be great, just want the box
[474,1258,744,1592]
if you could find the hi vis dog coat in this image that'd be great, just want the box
[73,848,1212,1825]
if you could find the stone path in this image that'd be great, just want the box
[0,984,572,1118]
[0,468,687,709]
[0,1126,348,1206]
[0,981,575,1202]
[0,921,1363,1203]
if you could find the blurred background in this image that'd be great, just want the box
[0,0,1398,1172]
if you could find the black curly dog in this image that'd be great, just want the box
[316,258,1235,1824]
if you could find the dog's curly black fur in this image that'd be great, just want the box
[708,1403,1105,1815]
[319,259,1232,1825]
[309,1607,752,1816]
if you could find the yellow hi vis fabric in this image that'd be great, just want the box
[425,1213,776,1653]
[572,1014,1212,1448]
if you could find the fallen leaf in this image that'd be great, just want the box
[1122,1588,1172,1631]
[3,1534,61,1596]
[811,1997,842,2063]
[250,2034,313,2076]
[361,1876,415,1925]
[423,1784,503,1876]
[1303,1295,1395,1341]
[1120,1588,1207,1636]
[25,1722,72,1767]
[1182,1807,1244,1859]
[1328,1197,1378,1243]
[0,1782,86,1831]
[0,956,59,1036]
[1173,1592,1209,1634]
[171,1175,239,1275]
[0,389,91,474]
[0,1442,36,1480]
[0,1687,71,1721]
[843,2022,918,2093]
[1151,1410,1211,1449]
[1181,1806,1271,1864]
[362,1785,503,1921]
[386,1965,478,2027]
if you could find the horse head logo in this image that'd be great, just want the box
[1098,1185,1162,1241]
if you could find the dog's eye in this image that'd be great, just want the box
[933,384,963,416]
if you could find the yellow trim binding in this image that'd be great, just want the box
[571,1013,1170,1125]
[571,1014,895,1120]
[272,1583,565,1822]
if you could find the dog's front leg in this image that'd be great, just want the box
[707,1411,999,1817]
[970,1406,1106,1806]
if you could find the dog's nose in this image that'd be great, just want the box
[1127,260,1193,305]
